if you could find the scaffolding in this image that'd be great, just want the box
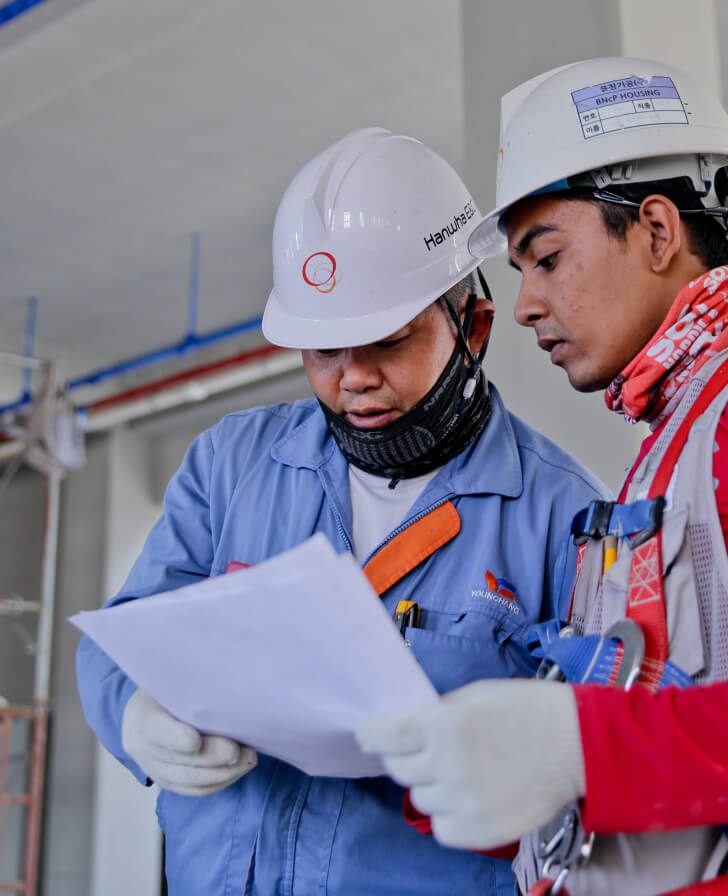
[0,706,48,895]
[0,350,65,895]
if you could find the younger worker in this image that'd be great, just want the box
[76,128,604,896]
[358,60,728,896]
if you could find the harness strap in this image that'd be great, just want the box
[537,632,694,690]
[528,881,728,896]
[658,878,728,896]
[626,357,728,690]
[649,358,728,500]
[571,499,664,543]
[362,501,461,597]
[626,531,669,689]
[526,881,570,896]
[534,360,728,894]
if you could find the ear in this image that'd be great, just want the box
[467,297,495,355]
[638,195,683,273]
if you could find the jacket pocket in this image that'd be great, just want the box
[404,603,536,694]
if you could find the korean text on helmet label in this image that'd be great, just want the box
[571,75,688,139]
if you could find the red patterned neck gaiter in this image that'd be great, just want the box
[606,265,728,427]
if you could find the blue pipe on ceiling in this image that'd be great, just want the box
[0,0,51,27]
[65,316,264,390]
[0,234,266,416]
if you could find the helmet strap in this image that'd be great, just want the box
[319,269,493,484]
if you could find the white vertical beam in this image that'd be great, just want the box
[90,426,163,896]
[618,0,720,93]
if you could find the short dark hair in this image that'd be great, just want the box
[442,272,476,309]
[563,180,728,269]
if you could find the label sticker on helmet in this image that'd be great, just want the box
[571,76,688,139]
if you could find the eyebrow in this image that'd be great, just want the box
[511,224,560,258]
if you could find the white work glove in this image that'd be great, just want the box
[356,678,585,850]
[122,689,257,796]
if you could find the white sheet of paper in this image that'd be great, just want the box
[71,534,437,778]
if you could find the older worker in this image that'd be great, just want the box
[77,127,604,896]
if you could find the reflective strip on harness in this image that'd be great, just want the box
[362,501,461,597]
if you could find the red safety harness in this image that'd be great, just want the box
[530,357,728,896]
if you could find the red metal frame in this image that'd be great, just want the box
[0,705,48,895]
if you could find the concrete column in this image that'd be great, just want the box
[89,426,162,896]
[618,0,720,94]
[43,438,106,896]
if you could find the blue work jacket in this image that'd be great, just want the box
[77,386,606,896]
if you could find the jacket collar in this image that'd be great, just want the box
[271,384,523,500]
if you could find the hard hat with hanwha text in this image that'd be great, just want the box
[263,127,486,349]
[469,57,728,257]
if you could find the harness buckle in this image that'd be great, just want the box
[571,500,614,545]
[570,496,666,548]
[536,807,595,895]
[628,495,666,548]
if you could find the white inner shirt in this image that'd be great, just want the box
[348,464,440,563]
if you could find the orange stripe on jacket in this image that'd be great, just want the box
[363,501,461,597]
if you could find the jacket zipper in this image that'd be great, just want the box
[360,495,454,568]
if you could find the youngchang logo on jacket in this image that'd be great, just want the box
[472,569,521,615]
[423,200,477,252]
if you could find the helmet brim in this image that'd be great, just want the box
[263,255,483,349]
[263,288,447,350]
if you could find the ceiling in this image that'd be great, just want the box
[0,0,464,392]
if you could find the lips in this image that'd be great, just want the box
[537,335,567,365]
[345,407,399,429]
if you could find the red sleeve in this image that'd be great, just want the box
[576,405,728,835]
[575,682,728,833]
[404,411,728,844]
[402,791,518,860]
[403,789,435,835]
[713,406,728,548]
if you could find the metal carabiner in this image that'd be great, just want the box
[536,626,576,683]
[600,618,645,690]
[549,866,571,894]
[538,807,580,871]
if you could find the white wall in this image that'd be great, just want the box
[618,0,720,92]
[461,0,641,492]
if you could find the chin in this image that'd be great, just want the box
[565,365,612,394]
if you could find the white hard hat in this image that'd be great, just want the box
[470,57,728,257]
[263,127,485,349]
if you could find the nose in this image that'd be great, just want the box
[339,346,383,393]
[513,274,548,328]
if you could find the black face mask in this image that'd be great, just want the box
[319,273,493,484]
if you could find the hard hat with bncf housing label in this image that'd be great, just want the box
[469,57,728,258]
[263,127,486,350]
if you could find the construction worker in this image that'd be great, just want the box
[357,60,728,895]
[76,127,604,896]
